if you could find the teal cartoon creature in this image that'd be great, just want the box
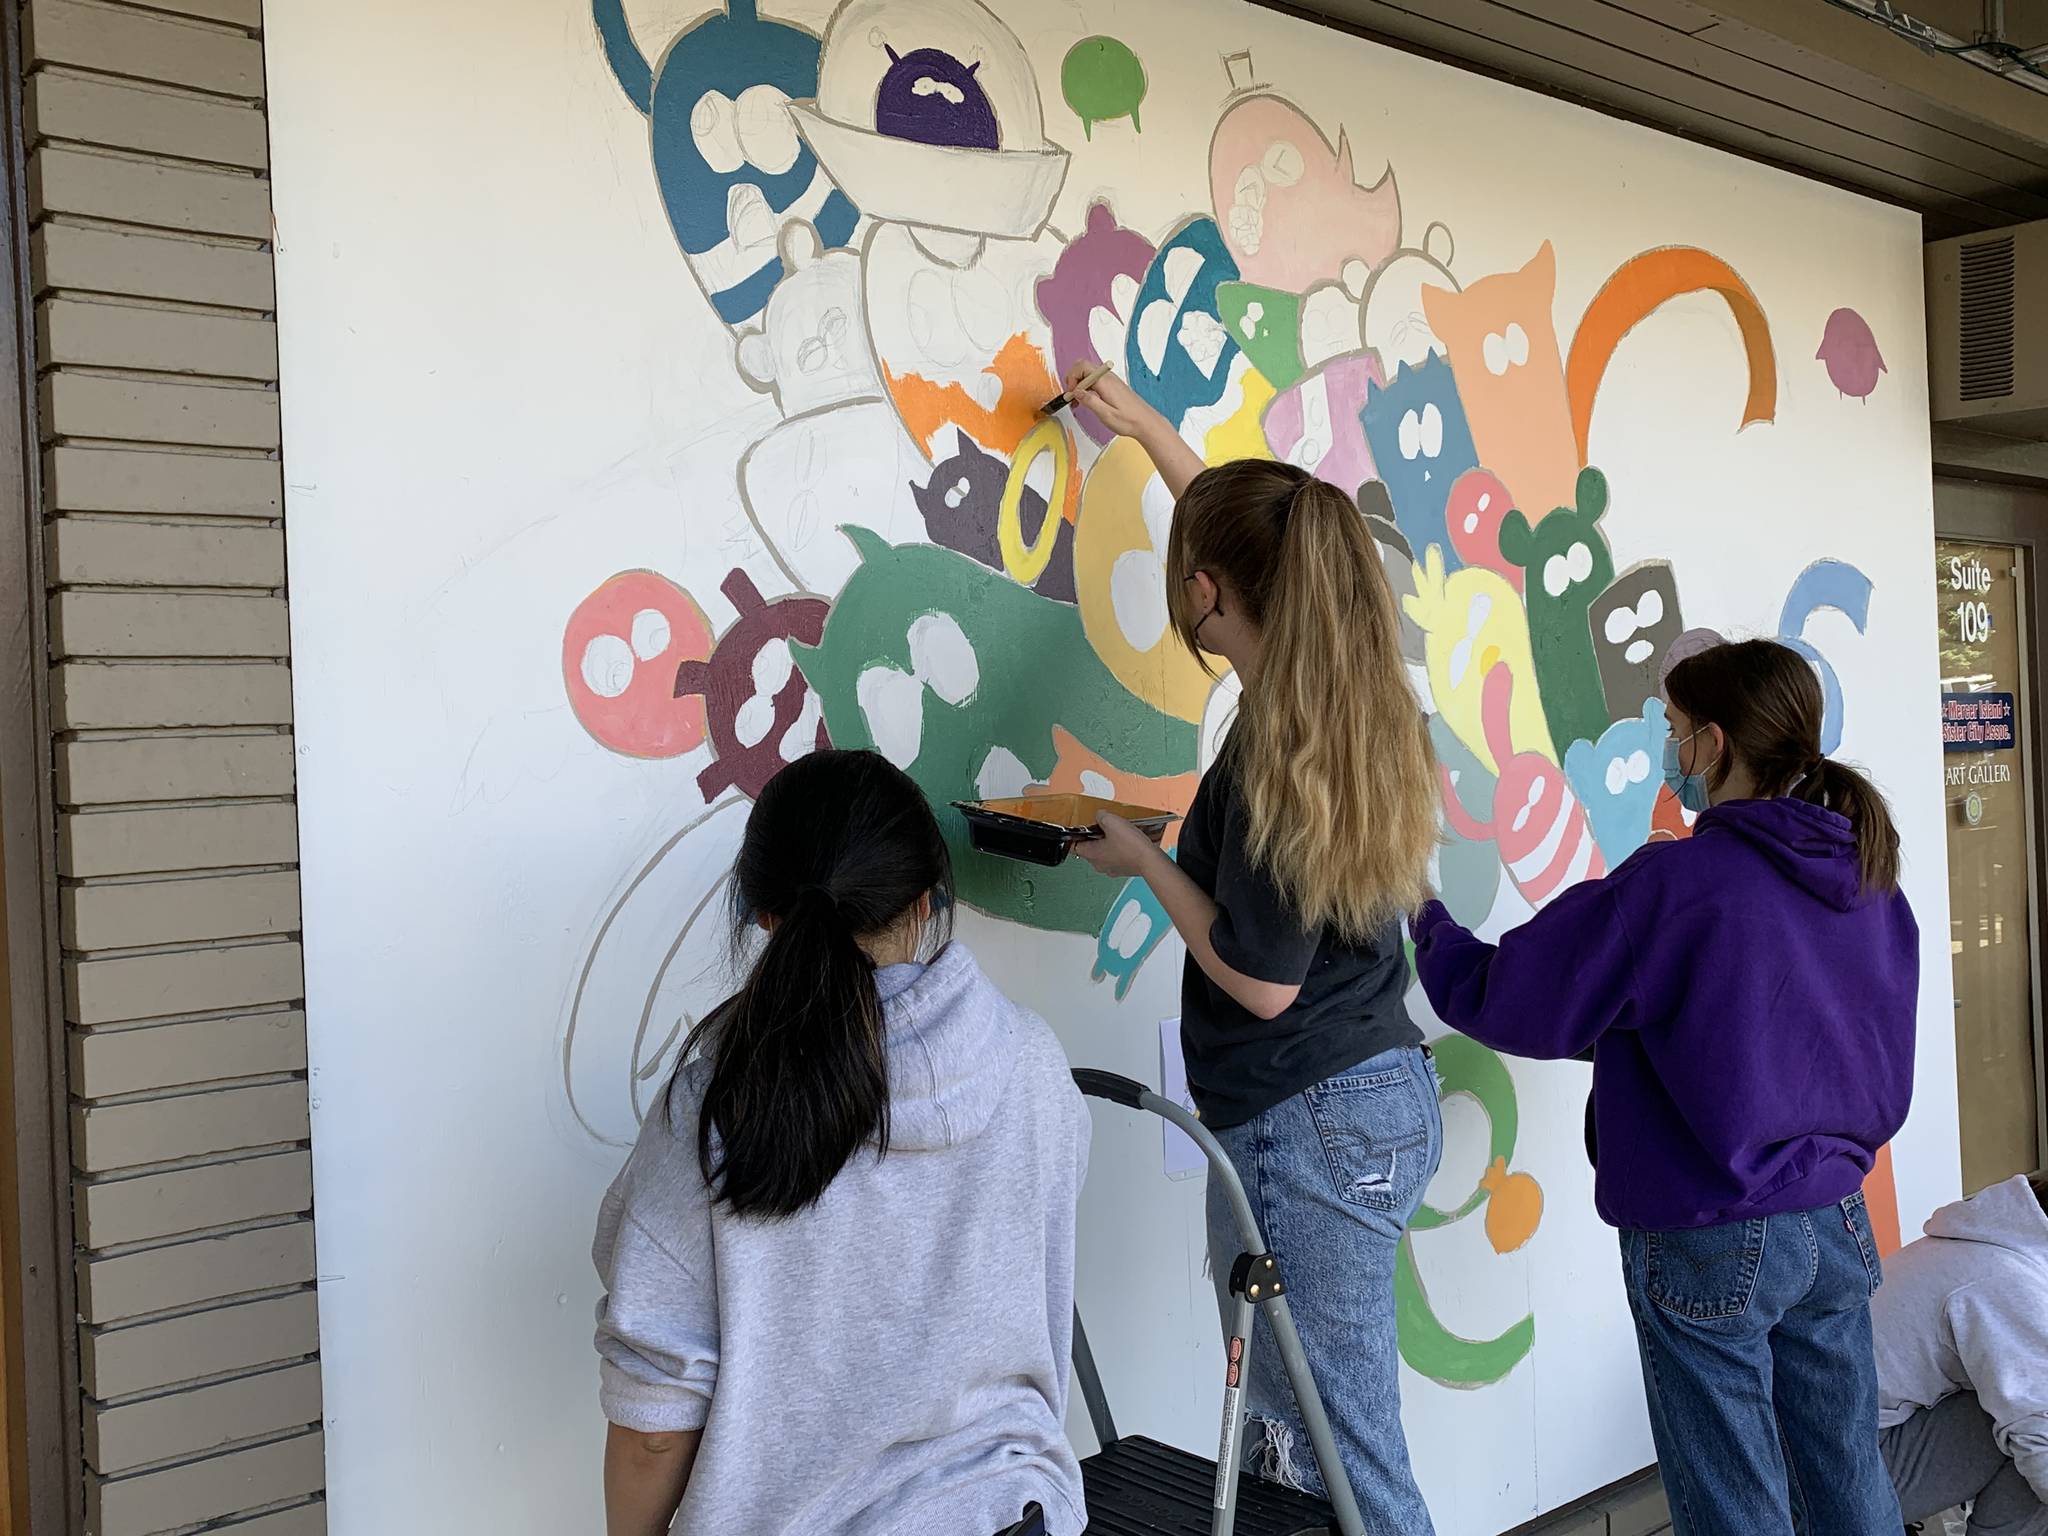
[1498,466,1616,755]
[1061,36,1147,140]
[792,529,1196,936]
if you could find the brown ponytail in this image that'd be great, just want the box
[1664,639,1900,894]
[1166,461,1437,937]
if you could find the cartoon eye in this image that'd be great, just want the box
[1505,323,1531,366]
[1604,756,1629,796]
[582,634,635,700]
[913,76,967,104]
[1567,542,1595,582]
[1260,140,1305,187]
[690,91,744,176]
[1419,402,1445,459]
[795,338,827,374]
[1544,554,1572,598]
[1634,588,1664,628]
[1604,605,1640,645]
[1398,408,1423,460]
[1624,750,1651,784]
[943,477,970,510]
[908,613,978,706]
[629,609,671,661]
[734,84,800,175]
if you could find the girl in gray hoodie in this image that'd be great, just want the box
[592,751,1090,1535]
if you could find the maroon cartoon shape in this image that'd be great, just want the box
[675,569,832,801]
[1817,308,1885,400]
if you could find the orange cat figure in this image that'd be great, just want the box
[1421,241,1579,526]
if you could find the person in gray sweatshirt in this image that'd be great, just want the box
[1873,1172,2048,1535]
[591,750,1090,1536]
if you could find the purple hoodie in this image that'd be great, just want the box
[1413,797,1918,1232]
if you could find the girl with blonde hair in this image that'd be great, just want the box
[1066,363,1442,1531]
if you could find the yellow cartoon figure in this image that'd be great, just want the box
[1404,544,1553,770]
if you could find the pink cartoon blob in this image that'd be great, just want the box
[563,571,715,759]
[1817,307,1885,401]
[1208,95,1400,294]
[1262,351,1382,494]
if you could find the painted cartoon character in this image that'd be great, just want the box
[592,0,859,327]
[1778,559,1874,757]
[1362,222,1456,373]
[1444,467,1518,589]
[562,570,715,759]
[787,0,1070,240]
[674,570,832,801]
[1074,436,1217,724]
[1428,715,1503,929]
[1404,545,1552,770]
[1207,94,1400,294]
[1035,201,1155,446]
[1422,241,1578,528]
[1563,698,1669,867]
[1442,663,1605,908]
[1358,482,1425,664]
[1362,353,1480,572]
[791,527,1196,935]
[1125,218,1242,433]
[912,430,1076,603]
[734,222,881,417]
[1216,280,1306,391]
[1265,352,1382,496]
[1587,561,1684,722]
[1497,466,1615,756]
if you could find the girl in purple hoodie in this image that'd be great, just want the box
[1413,638,1918,1536]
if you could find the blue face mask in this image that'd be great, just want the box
[1662,725,1718,814]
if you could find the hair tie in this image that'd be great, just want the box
[793,883,837,914]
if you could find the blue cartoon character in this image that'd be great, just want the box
[593,0,859,328]
[1125,218,1241,432]
[1563,697,1669,867]
[1497,467,1615,757]
[1778,560,1873,757]
[1093,864,1175,1000]
[1362,354,1479,573]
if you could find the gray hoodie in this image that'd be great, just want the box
[592,943,1090,1535]
[1872,1174,2048,1502]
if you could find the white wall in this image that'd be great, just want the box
[265,1,1955,1531]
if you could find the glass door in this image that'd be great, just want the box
[1938,532,2047,1191]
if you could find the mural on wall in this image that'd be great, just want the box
[564,0,1893,1395]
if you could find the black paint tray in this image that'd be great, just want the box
[952,793,1176,868]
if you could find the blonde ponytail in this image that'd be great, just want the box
[1167,462,1437,937]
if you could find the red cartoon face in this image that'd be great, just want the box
[1446,467,1518,587]
[563,571,715,759]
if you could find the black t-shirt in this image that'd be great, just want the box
[1176,744,1421,1129]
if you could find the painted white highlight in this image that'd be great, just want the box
[581,634,634,699]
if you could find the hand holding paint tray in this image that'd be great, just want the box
[953,793,1176,867]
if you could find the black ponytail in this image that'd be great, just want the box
[674,750,952,1218]
[1666,638,1901,895]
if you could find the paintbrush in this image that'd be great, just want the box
[1041,360,1115,415]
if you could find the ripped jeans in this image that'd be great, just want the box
[1204,1045,1441,1534]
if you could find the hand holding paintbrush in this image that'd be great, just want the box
[1043,359,1150,437]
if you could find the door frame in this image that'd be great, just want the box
[1934,472,2048,1186]
[0,0,82,1526]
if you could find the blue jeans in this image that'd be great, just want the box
[1205,1045,1442,1534]
[1619,1193,1902,1536]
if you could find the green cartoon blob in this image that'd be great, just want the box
[792,529,1196,935]
[1215,281,1306,391]
[1498,465,1615,755]
[1410,1034,1519,1231]
[1062,35,1147,141]
[1396,1236,1535,1388]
